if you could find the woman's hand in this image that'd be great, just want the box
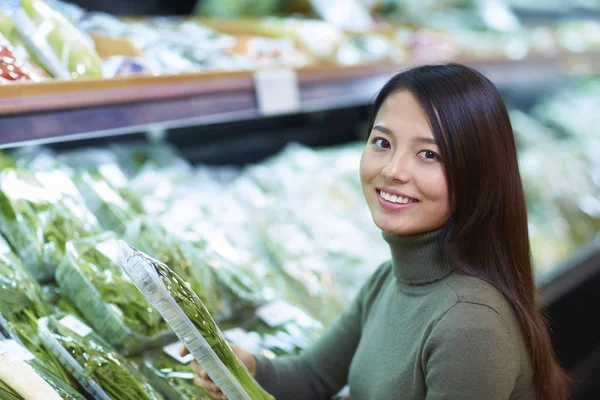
[180,343,257,400]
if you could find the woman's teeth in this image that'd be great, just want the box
[379,190,416,204]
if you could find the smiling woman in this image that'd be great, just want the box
[189,64,569,400]
[360,90,451,235]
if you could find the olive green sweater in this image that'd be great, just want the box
[255,229,537,399]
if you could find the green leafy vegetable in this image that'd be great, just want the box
[43,315,165,400]
[0,168,99,281]
[124,218,223,319]
[150,257,274,400]
[56,233,171,354]
[0,378,23,400]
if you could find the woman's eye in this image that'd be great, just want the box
[417,150,441,162]
[372,138,391,150]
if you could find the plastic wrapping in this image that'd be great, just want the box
[56,233,173,355]
[14,0,102,79]
[136,347,213,400]
[73,169,141,234]
[0,329,86,400]
[124,218,224,319]
[0,168,100,281]
[38,314,165,400]
[117,242,274,400]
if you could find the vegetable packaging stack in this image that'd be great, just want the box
[0,167,100,281]
[38,313,165,400]
[0,330,86,400]
[56,232,173,355]
[117,241,275,400]
[0,236,77,388]
[13,0,103,79]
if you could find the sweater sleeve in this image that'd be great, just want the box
[254,262,391,400]
[423,302,520,400]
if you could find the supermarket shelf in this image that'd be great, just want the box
[0,54,597,149]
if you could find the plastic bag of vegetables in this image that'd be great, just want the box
[73,168,141,234]
[13,0,102,79]
[38,313,165,400]
[124,218,224,319]
[135,346,213,400]
[117,241,274,400]
[0,330,86,400]
[0,167,100,281]
[56,232,173,355]
[0,236,78,388]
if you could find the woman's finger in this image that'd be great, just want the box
[190,361,212,381]
[179,345,190,357]
[193,375,225,398]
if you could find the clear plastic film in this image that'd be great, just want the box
[117,242,274,400]
[0,167,100,281]
[38,313,165,400]
[14,0,102,79]
[56,232,173,355]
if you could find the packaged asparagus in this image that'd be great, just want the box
[117,241,274,400]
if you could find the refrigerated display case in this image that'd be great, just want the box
[1,55,599,399]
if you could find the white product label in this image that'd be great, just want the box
[0,340,35,362]
[254,69,300,116]
[59,315,93,337]
[96,239,119,262]
[163,342,194,364]
[256,300,306,327]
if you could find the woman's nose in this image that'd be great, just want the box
[382,154,411,183]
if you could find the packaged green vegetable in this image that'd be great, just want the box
[0,236,77,387]
[56,232,173,355]
[38,313,165,400]
[0,332,86,400]
[0,168,100,281]
[135,346,213,400]
[73,169,141,234]
[124,218,224,319]
[118,241,274,400]
[14,0,102,79]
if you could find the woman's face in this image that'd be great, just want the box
[360,90,451,235]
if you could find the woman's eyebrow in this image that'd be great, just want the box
[415,137,437,145]
[372,124,393,135]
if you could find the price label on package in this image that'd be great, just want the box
[59,314,93,337]
[163,342,194,364]
[254,69,301,116]
[0,340,35,362]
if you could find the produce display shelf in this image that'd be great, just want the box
[0,53,597,149]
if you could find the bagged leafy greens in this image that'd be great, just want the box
[56,232,172,355]
[135,347,213,400]
[73,169,141,234]
[0,330,86,400]
[0,167,100,281]
[0,236,77,388]
[38,313,165,400]
[14,0,102,79]
[117,241,274,400]
[124,218,224,319]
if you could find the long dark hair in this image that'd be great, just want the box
[369,64,568,400]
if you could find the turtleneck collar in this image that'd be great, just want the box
[382,228,455,285]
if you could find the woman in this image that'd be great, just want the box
[183,63,569,400]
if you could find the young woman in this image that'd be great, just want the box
[183,63,569,400]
